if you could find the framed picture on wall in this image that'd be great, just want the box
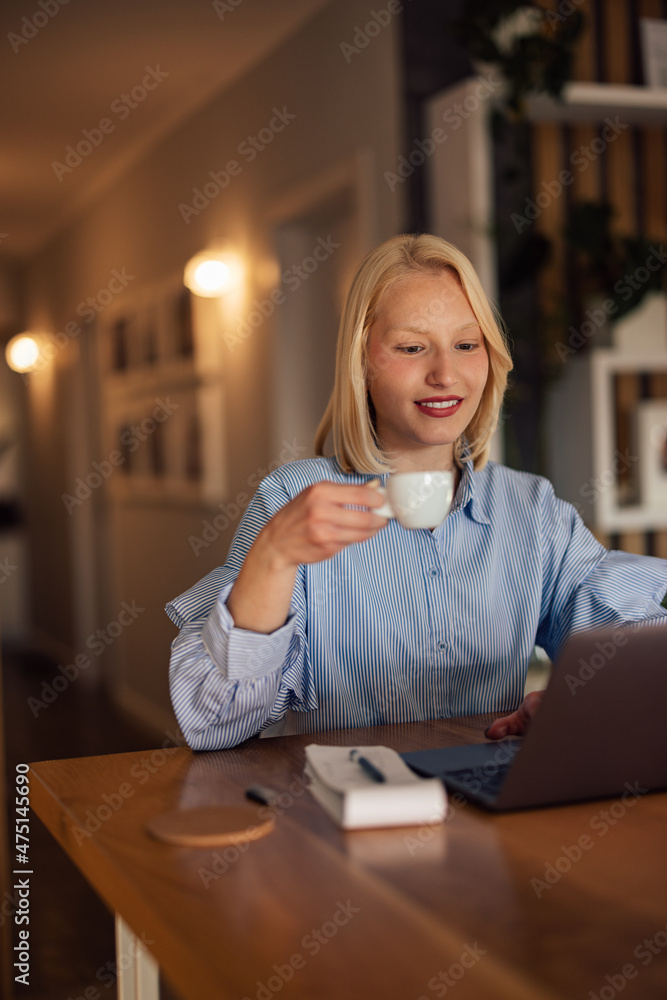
[636,400,667,510]
[171,287,194,359]
[142,304,160,366]
[98,271,228,505]
[111,315,131,371]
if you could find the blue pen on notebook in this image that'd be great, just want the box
[350,749,385,783]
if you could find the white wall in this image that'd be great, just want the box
[21,0,405,732]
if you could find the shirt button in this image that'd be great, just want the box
[427,566,439,578]
[437,641,448,652]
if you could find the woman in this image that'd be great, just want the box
[167,234,667,750]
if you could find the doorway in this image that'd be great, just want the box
[270,175,365,459]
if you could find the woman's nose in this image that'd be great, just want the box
[427,351,458,387]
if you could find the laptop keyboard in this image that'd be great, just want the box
[445,760,513,797]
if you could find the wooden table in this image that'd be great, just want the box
[29,716,667,1000]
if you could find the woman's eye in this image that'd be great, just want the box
[457,342,479,352]
[399,345,423,354]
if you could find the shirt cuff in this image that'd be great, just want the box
[201,590,297,681]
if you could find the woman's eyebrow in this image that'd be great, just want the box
[385,325,430,336]
[456,324,484,336]
[454,321,482,332]
[385,321,482,336]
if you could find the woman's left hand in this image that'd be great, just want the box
[484,690,543,740]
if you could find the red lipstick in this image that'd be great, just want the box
[414,396,463,417]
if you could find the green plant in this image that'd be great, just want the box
[565,200,667,321]
[454,1,584,116]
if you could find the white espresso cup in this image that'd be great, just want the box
[371,471,454,529]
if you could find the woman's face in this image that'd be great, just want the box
[365,269,489,471]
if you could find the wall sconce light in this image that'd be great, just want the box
[5,332,46,373]
[183,248,243,297]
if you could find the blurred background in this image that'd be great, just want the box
[1,0,667,996]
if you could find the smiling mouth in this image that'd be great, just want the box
[416,399,460,409]
[414,397,463,417]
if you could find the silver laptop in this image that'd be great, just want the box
[402,625,667,811]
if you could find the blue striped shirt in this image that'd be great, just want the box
[166,456,667,750]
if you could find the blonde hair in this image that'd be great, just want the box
[314,233,513,474]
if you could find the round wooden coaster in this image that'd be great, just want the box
[145,805,275,847]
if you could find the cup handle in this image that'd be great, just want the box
[371,485,393,519]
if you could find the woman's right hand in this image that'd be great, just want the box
[226,481,387,633]
[256,480,388,571]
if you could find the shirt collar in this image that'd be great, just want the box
[451,445,491,525]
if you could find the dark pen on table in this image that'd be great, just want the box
[245,784,280,806]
